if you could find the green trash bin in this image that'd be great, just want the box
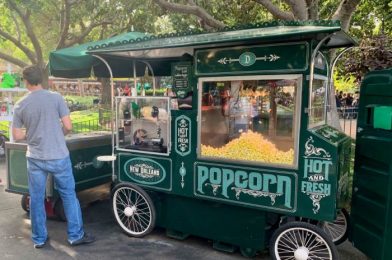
[350,68,392,260]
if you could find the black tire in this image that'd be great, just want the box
[54,199,67,222]
[270,221,338,260]
[321,208,350,245]
[240,247,258,258]
[21,194,30,213]
[112,183,156,238]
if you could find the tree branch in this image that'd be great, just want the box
[10,10,22,42]
[253,0,295,20]
[56,0,72,50]
[284,0,308,20]
[6,0,44,64]
[64,20,112,47]
[152,0,225,29]
[332,0,361,31]
[306,0,319,20]
[0,28,37,64]
[0,51,29,68]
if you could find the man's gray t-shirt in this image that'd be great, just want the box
[12,89,70,160]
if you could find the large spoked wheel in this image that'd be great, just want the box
[112,183,156,238]
[321,209,349,245]
[270,221,338,260]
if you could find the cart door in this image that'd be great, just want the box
[350,69,392,260]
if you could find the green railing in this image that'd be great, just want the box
[72,117,111,133]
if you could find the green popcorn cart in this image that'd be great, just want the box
[46,21,392,259]
[5,132,112,220]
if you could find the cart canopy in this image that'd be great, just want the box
[50,20,356,78]
[49,31,148,78]
[86,20,355,77]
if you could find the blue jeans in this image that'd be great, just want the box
[27,156,84,244]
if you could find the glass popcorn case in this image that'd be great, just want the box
[116,97,170,155]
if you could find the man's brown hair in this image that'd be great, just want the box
[22,65,43,86]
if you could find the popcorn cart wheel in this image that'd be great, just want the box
[320,208,350,245]
[112,183,156,238]
[20,194,30,213]
[270,221,338,260]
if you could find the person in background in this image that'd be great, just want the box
[116,84,123,96]
[345,93,354,107]
[12,65,95,249]
[123,84,131,96]
[335,90,342,108]
[352,91,360,107]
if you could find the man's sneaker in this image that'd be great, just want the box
[69,233,95,246]
[34,237,49,249]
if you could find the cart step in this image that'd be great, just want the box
[212,241,236,253]
[166,229,189,240]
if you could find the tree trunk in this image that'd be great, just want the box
[98,77,111,124]
[41,64,49,89]
[332,0,361,31]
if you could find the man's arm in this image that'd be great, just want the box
[12,128,26,141]
[12,103,25,141]
[61,115,72,135]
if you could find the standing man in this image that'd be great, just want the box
[12,65,95,248]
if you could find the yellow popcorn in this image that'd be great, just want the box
[201,131,294,165]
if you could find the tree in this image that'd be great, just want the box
[0,0,161,86]
[152,0,361,31]
[342,34,392,82]
[334,0,392,85]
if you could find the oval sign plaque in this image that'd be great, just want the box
[124,158,166,185]
[239,52,256,67]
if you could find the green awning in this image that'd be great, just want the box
[49,31,148,78]
[50,21,356,79]
[87,20,356,59]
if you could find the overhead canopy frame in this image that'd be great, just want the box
[85,21,356,77]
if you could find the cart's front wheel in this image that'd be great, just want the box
[321,208,349,245]
[112,183,156,238]
[21,194,30,213]
[270,221,338,260]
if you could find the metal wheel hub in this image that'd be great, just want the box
[124,206,136,217]
[294,246,309,260]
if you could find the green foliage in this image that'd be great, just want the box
[333,74,358,93]
[70,109,99,122]
[138,88,166,96]
[340,34,392,82]
[0,73,15,88]
[64,95,96,107]
[0,121,9,138]
[70,109,111,133]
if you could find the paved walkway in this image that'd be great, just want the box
[0,158,368,259]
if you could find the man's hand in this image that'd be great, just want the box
[61,115,72,135]
[12,128,26,141]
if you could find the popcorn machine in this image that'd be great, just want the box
[47,21,392,259]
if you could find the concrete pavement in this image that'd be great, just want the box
[0,157,368,259]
